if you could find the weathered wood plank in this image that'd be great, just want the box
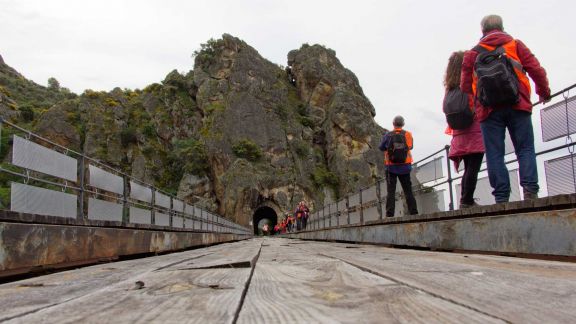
[0,239,262,323]
[237,238,503,323]
[296,240,576,323]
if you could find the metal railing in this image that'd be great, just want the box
[304,83,576,231]
[0,118,251,235]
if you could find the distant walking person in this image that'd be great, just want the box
[461,15,551,203]
[443,51,485,208]
[298,201,310,230]
[294,201,307,231]
[379,116,418,217]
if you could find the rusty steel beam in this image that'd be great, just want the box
[285,206,576,258]
[0,222,250,278]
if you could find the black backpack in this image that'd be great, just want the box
[387,130,408,164]
[474,45,520,107]
[443,87,474,130]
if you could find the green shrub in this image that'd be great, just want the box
[19,105,35,122]
[141,122,156,138]
[311,165,339,189]
[171,139,210,177]
[105,97,120,107]
[162,70,187,89]
[275,104,288,122]
[0,187,10,209]
[47,77,60,91]
[292,140,310,158]
[143,83,163,94]
[0,85,11,97]
[204,101,225,115]
[232,139,262,162]
[192,38,225,66]
[120,126,138,147]
[83,89,103,99]
[0,128,15,161]
[299,116,314,128]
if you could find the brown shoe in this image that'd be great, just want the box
[460,201,480,209]
[523,190,538,201]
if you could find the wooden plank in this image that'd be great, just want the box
[296,240,576,323]
[237,238,503,323]
[0,239,262,323]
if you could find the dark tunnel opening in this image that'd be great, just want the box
[252,206,278,235]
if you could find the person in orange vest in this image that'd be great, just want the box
[460,15,550,203]
[378,116,418,217]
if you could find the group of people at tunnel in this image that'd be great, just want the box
[263,201,309,235]
[379,14,550,216]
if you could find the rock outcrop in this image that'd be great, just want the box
[0,37,386,227]
[288,45,385,193]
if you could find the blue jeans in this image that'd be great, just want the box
[480,108,539,203]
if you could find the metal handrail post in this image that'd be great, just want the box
[359,188,364,225]
[445,145,454,210]
[151,188,156,225]
[346,195,350,225]
[328,203,331,228]
[376,180,383,220]
[78,156,86,221]
[169,197,173,228]
[122,176,129,223]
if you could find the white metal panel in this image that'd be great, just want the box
[363,206,380,222]
[184,203,194,216]
[88,198,123,222]
[12,135,77,182]
[348,193,360,208]
[155,212,170,226]
[129,206,151,224]
[540,95,576,142]
[456,169,520,207]
[416,189,446,214]
[155,192,171,209]
[89,165,124,195]
[130,181,152,203]
[414,157,444,184]
[172,216,184,228]
[545,155,576,196]
[11,182,76,218]
[172,199,184,212]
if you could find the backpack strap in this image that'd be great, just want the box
[473,44,489,53]
[475,42,525,72]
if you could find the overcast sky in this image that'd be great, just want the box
[1,0,575,162]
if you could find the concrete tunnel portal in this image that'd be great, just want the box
[252,206,278,235]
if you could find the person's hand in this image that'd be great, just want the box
[540,95,551,104]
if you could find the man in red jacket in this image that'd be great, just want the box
[460,15,551,203]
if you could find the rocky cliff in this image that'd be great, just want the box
[0,35,385,226]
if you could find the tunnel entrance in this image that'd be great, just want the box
[252,206,278,235]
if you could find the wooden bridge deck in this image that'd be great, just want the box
[1,238,575,323]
